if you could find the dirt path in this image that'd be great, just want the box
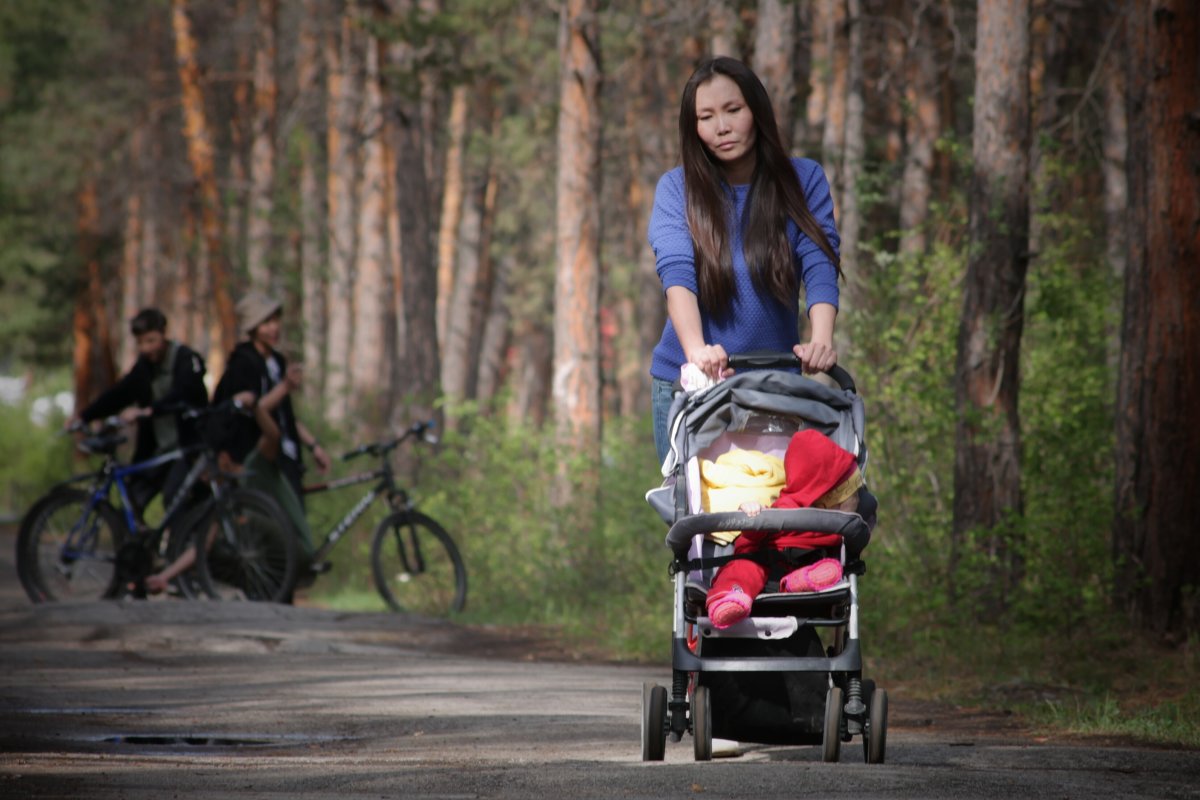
[3,532,1199,799]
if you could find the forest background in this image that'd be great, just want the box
[1,0,1197,744]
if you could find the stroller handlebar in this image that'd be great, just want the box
[664,508,871,556]
[725,353,856,393]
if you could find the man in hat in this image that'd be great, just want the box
[211,292,330,516]
[67,308,207,521]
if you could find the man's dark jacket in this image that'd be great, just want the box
[210,341,301,467]
[80,343,208,463]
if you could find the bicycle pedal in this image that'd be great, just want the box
[308,560,333,575]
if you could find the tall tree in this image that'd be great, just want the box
[552,0,603,488]
[435,84,469,349]
[72,179,117,409]
[1113,0,1200,636]
[385,0,441,423]
[350,34,393,421]
[753,0,798,147]
[324,10,361,423]
[296,0,327,405]
[171,0,238,359]
[951,0,1031,606]
[839,0,865,288]
[246,0,279,291]
[899,2,941,256]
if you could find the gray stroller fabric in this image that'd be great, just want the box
[647,370,869,526]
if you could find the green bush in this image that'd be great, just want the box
[0,376,74,519]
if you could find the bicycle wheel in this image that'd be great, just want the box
[371,510,467,616]
[191,488,299,603]
[16,488,127,603]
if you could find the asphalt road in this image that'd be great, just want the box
[2,532,1199,799]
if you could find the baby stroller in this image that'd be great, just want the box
[642,353,887,763]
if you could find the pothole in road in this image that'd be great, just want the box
[88,733,351,752]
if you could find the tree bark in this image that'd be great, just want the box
[171,0,238,357]
[296,0,326,404]
[246,0,279,292]
[552,0,603,484]
[323,11,361,424]
[475,253,513,406]
[350,34,393,423]
[819,0,847,215]
[899,2,940,256]
[435,84,469,349]
[709,0,741,57]
[1113,0,1200,637]
[839,0,865,292]
[73,179,117,411]
[951,0,1031,608]
[385,0,441,425]
[753,0,797,148]
[1102,5,1128,280]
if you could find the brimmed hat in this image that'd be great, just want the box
[236,291,282,335]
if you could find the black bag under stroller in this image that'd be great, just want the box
[641,353,887,763]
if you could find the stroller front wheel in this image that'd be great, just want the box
[823,686,843,762]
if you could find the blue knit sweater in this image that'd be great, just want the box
[647,157,841,381]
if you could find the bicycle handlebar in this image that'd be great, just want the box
[340,419,438,462]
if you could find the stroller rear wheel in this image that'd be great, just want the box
[822,686,843,762]
[641,683,668,761]
[691,684,712,762]
[864,682,888,764]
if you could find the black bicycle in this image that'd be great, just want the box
[16,402,299,604]
[302,420,467,617]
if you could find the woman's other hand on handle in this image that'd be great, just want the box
[686,343,733,382]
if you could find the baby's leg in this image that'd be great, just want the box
[706,559,768,628]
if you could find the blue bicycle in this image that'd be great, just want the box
[15,403,299,603]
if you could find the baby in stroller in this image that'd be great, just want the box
[706,429,863,629]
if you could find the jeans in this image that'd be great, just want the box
[651,377,676,466]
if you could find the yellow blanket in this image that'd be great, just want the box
[699,449,785,544]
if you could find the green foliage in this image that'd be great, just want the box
[312,405,670,660]
[0,371,75,517]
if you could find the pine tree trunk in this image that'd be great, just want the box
[753,0,797,148]
[899,3,939,256]
[435,84,469,349]
[1113,0,1200,637]
[839,0,864,292]
[120,135,144,370]
[1102,10,1127,280]
[474,254,512,406]
[442,84,498,415]
[323,11,361,424]
[709,0,740,56]
[246,0,278,292]
[350,35,393,423]
[385,0,441,424]
[297,0,326,404]
[171,0,238,356]
[553,0,603,504]
[819,0,847,215]
[73,179,117,410]
[951,0,1031,608]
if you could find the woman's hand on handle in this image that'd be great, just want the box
[795,301,838,373]
[793,341,838,373]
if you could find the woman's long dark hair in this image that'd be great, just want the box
[679,56,842,318]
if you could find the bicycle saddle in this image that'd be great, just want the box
[78,433,127,455]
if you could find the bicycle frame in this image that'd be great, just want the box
[304,468,409,564]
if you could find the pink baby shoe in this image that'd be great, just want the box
[780,558,843,593]
[707,587,753,629]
